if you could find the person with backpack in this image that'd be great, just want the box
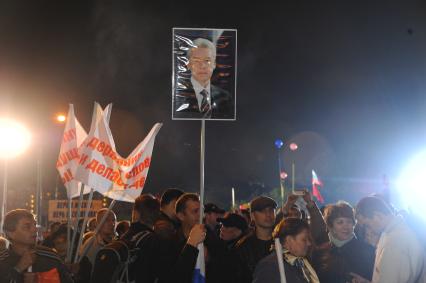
[91,194,161,283]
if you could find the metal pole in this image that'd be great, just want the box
[292,161,295,193]
[36,149,42,226]
[278,150,285,207]
[232,187,235,210]
[66,195,72,262]
[0,160,8,235]
[73,188,94,263]
[199,120,205,223]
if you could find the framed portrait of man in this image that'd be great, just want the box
[172,28,237,120]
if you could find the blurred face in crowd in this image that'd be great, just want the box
[177,200,200,229]
[205,212,221,227]
[330,217,354,241]
[188,47,215,86]
[251,207,276,229]
[356,213,384,235]
[98,211,117,238]
[53,234,68,259]
[288,207,302,219]
[88,218,97,231]
[220,226,242,241]
[284,229,311,257]
[167,199,179,220]
[7,217,37,246]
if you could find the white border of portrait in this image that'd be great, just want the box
[171,27,237,121]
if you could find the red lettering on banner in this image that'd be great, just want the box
[96,164,105,175]
[103,168,113,179]
[57,148,80,167]
[61,169,73,184]
[144,157,150,167]
[62,129,76,143]
[87,137,99,149]
[86,159,99,172]
[79,154,89,165]
[103,145,112,157]
[110,171,120,182]
[97,141,106,152]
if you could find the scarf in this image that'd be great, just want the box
[283,250,320,283]
[328,232,355,248]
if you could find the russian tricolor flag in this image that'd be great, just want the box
[193,243,206,283]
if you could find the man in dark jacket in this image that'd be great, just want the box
[154,188,184,240]
[91,194,161,283]
[234,196,277,283]
[159,193,206,283]
[0,209,73,283]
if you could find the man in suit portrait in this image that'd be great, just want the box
[174,37,234,120]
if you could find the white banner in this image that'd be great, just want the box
[56,104,91,198]
[73,108,162,202]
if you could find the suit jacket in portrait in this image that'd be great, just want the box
[173,80,234,120]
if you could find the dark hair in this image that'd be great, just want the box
[50,222,61,231]
[324,201,355,228]
[115,221,130,236]
[134,194,160,224]
[3,209,35,233]
[175,193,199,214]
[273,218,310,241]
[161,188,184,207]
[355,196,393,218]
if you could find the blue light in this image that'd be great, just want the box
[275,139,284,149]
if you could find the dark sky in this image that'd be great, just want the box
[1,1,426,209]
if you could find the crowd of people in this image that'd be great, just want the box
[0,188,425,283]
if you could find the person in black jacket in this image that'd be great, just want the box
[154,188,184,240]
[311,201,375,283]
[0,209,73,283]
[158,193,206,283]
[234,196,277,283]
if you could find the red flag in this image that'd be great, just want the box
[312,170,324,203]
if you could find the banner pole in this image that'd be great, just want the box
[66,194,72,262]
[73,188,94,262]
[69,183,84,261]
[199,119,205,223]
[0,160,8,236]
[274,238,287,283]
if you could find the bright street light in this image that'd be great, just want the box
[0,118,31,235]
[0,118,31,159]
[397,149,426,218]
[56,114,66,123]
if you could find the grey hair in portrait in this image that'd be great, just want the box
[187,38,216,61]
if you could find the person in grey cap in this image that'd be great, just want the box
[233,196,277,283]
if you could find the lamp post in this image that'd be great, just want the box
[274,139,285,207]
[0,118,31,235]
[289,143,298,193]
[54,114,66,200]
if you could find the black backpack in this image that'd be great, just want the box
[91,230,152,283]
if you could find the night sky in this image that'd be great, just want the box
[1,1,426,210]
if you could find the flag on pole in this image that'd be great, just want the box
[193,244,206,283]
[56,104,91,198]
[312,170,324,203]
[73,105,162,202]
